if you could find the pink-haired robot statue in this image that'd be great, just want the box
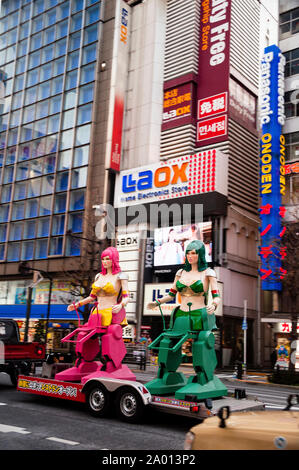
[55,247,136,384]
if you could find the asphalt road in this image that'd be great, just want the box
[0,370,298,451]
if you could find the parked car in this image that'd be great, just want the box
[184,397,299,450]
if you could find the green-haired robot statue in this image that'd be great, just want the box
[146,240,228,400]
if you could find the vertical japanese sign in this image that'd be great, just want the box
[108,1,130,172]
[196,0,231,146]
[259,45,286,291]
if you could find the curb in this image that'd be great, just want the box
[226,377,299,390]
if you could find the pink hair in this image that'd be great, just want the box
[100,247,121,275]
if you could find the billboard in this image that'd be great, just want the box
[153,222,213,267]
[259,45,286,291]
[162,82,196,131]
[196,0,231,146]
[114,150,228,207]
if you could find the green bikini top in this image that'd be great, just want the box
[175,268,216,298]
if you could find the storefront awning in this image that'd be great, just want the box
[0,304,83,321]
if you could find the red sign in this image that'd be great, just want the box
[196,0,231,147]
[197,115,227,142]
[285,161,299,174]
[162,82,195,131]
[198,92,227,120]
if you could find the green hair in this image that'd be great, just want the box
[184,240,208,272]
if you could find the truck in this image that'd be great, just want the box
[16,360,264,424]
[0,319,46,386]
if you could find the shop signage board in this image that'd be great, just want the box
[114,150,228,208]
[196,0,231,146]
[162,82,195,131]
[229,77,257,133]
[259,44,286,291]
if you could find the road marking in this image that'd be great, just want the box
[46,437,79,446]
[0,424,31,434]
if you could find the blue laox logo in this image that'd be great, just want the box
[153,289,176,304]
[122,162,189,193]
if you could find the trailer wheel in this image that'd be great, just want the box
[115,387,144,423]
[85,384,110,417]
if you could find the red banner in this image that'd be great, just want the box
[196,0,231,147]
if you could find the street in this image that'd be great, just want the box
[0,370,298,451]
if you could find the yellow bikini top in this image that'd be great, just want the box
[90,272,128,298]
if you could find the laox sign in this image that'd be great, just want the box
[122,162,189,193]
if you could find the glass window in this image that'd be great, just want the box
[12,92,23,110]
[16,161,30,180]
[17,39,28,58]
[21,240,34,260]
[77,103,92,125]
[76,124,91,146]
[0,204,10,222]
[44,155,56,174]
[34,118,47,137]
[68,211,83,233]
[70,12,82,32]
[12,201,25,220]
[23,104,36,123]
[84,24,98,45]
[72,0,83,13]
[3,166,14,184]
[35,239,48,259]
[66,235,81,256]
[18,144,30,161]
[25,199,38,218]
[49,95,62,115]
[65,70,78,90]
[80,63,95,84]
[37,217,50,237]
[44,26,55,45]
[0,225,7,243]
[20,22,29,40]
[20,124,34,143]
[9,222,23,241]
[4,79,13,96]
[0,244,4,260]
[82,44,97,65]
[52,214,65,235]
[85,5,100,26]
[30,158,43,178]
[39,195,52,216]
[60,129,74,150]
[14,74,25,93]
[51,77,63,95]
[41,175,55,195]
[58,150,72,170]
[57,19,68,39]
[24,220,36,239]
[56,171,69,191]
[28,178,41,198]
[48,115,60,134]
[40,63,52,82]
[32,16,44,34]
[41,45,54,64]
[34,0,45,16]
[14,182,27,200]
[53,57,65,76]
[55,38,67,58]
[10,109,21,128]
[71,166,87,189]
[69,31,81,51]
[64,90,77,110]
[54,192,67,213]
[6,45,17,63]
[8,128,19,146]
[62,109,75,130]
[27,69,39,87]
[30,32,43,52]
[1,184,12,203]
[7,29,17,47]
[7,242,20,261]
[25,87,38,106]
[16,56,26,75]
[0,114,8,132]
[36,100,49,120]
[45,9,56,27]
[38,81,51,101]
[49,237,63,255]
[22,5,31,22]
[29,51,41,69]
[67,50,80,71]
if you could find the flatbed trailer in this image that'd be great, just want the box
[17,372,265,423]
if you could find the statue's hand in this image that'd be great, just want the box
[112,303,123,313]
[147,302,158,310]
[206,304,216,315]
[67,304,75,312]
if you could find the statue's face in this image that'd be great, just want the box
[186,249,198,265]
[102,256,112,270]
